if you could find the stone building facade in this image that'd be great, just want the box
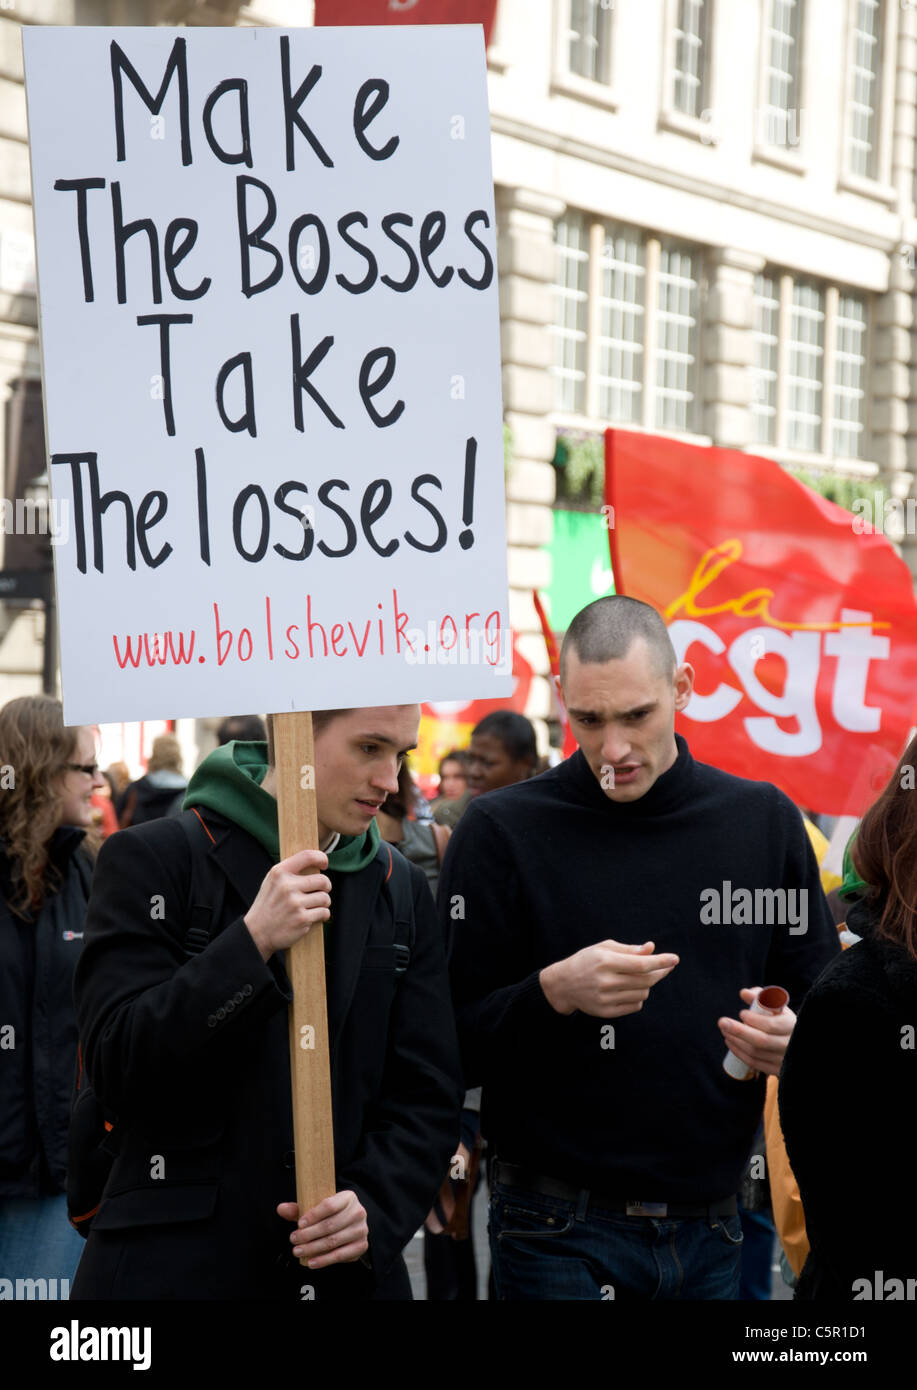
[2,0,916,757]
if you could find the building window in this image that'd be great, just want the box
[672,0,708,118]
[597,229,645,423]
[832,294,867,457]
[752,270,869,459]
[761,0,803,148]
[568,0,613,85]
[787,281,825,452]
[752,273,779,445]
[846,0,882,179]
[655,242,699,432]
[551,214,589,415]
[552,215,702,435]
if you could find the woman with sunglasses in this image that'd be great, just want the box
[0,695,103,1295]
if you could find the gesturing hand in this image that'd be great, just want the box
[278,1190,369,1269]
[718,986,796,1077]
[540,939,679,1018]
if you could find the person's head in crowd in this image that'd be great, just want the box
[437,750,468,801]
[466,711,538,797]
[147,733,183,775]
[852,732,917,959]
[106,761,131,796]
[265,707,419,842]
[559,595,694,805]
[380,760,423,823]
[0,695,104,915]
[217,714,267,746]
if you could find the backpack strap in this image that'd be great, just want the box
[381,841,415,977]
[178,808,225,957]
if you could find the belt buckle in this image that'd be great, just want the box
[625,1200,668,1217]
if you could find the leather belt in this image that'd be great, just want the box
[492,1160,737,1220]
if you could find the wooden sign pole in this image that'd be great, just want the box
[272,710,336,1240]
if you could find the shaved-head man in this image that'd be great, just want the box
[441,595,839,1302]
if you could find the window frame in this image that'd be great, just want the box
[551,211,709,446]
[753,0,808,174]
[751,268,872,463]
[837,0,897,204]
[659,0,715,142]
[550,212,591,417]
[551,0,619,111]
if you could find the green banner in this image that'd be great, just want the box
[543,509,615,632]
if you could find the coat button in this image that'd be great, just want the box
[233,990,245,1005]
[283,1150,296,1169]
[242,984,253,997]
[225,1000,235,1013]
[216,1007,226,1021]
[207,1014,217,1028]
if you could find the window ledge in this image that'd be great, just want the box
[552,411,713,449]
[836,171,897,207]
[550,70,619,112]
[752,143,807,176]
[657,106,717,146]
[751,445,879,480]
[487,44,511,74]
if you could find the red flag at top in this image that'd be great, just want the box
[314,0,498,45]
[605,429,917,818]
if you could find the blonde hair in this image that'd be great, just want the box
[0,695,96,917]
[148,733,183,773]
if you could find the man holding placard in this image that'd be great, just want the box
[71,705,462,1299]
[23,21,511,1301]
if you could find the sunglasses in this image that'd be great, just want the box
[66,762,100,777]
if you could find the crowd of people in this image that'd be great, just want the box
[1,594,914,1301]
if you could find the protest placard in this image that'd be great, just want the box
[23,24,511,726]
[24,21,510,1222]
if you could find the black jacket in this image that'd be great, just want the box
[779,897,917,1299]
[116,772,187,827]
[0,828,92,1197]
[71,810,462,1300]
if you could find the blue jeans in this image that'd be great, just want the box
[737,1198,775,1300]
[489,1182,743,1300]
[0,1193,85,1298]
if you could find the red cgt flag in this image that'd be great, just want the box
[313,0,498,45]
[605,430,917,817]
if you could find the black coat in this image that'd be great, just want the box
[779,897,917,1299]
[70,810,462,1300]
[116,773,187,827]
[0,828,92,1197]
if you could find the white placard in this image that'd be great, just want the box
[23,25,511,724]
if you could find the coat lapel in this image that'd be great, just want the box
[203,813,273,920]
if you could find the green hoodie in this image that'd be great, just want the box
[183,741,380,872]
[839,829,868,901]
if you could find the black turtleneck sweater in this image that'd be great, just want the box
[440,735,839,1202]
